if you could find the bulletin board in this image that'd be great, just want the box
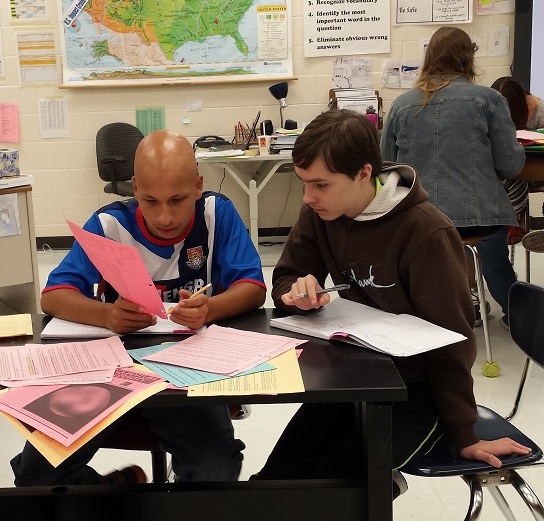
[57,0,293,88]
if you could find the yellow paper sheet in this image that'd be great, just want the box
[187,348,304,396]
[0,314,32,338]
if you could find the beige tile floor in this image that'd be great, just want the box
[1,243,544,520]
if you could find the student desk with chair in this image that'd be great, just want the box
[196,153,294,251]
[0,309,407,521]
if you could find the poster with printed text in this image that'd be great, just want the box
[304,0,390,57]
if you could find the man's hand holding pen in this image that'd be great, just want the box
[281,275,350,310]
[168,283,212,330]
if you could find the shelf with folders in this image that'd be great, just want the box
[328,88,383,129]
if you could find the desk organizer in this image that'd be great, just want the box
[0,149,20,177]
[234,125,259,146]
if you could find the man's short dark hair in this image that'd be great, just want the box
[292,109,382,179]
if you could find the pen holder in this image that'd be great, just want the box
[0,149,20,178]
[234,125,260,146]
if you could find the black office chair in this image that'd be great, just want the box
[96,122,144,197]
[402,281,544,521]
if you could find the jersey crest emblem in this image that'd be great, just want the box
[186,246,206,270]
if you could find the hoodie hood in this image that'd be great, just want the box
[354,163,428,221]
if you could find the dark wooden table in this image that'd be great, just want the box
[516,149,544,182]
[0,309,407,521]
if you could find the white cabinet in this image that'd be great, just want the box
[0,186,40,313]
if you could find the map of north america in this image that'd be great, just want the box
[64,0,257,69]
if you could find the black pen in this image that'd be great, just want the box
[296,284,350,298]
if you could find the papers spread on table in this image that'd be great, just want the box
[0,336,133,387]
[143,324,306,376]
[270,298,466,357]
[517,129,544,146]
[130,342,275,388]
[0,314,32,338]
[0,321,307,464]
[0,366,166,467]
[187,348,305,396]
[0,365,166,449]
[67,220,167,318]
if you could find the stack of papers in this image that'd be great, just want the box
[517,129,544,146]
[0,336,133,387]
[269,131,301,155]
[0,314,33,338]
[195,148,245,159]
[135,324,306,396]
[0,336,167,465]
[329,88,379,116]
[0,365,166,467]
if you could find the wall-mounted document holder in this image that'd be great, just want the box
[328,88,383,129]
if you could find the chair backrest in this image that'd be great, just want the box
[509,281,544,368]
[96,123,144,194]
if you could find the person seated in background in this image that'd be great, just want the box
[491,76,544,131]
[250,109,531,500]
[11,130,266,486]
[380,27,526,329]
[491,76,544,247]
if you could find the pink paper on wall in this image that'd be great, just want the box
[0,103,20,143]
[67,220,167,318]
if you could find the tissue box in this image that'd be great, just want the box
[0,149,20,177]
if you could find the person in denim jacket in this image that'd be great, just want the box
[380,26,525,328]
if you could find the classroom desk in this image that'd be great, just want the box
[0,309,407,521]
[196,154,294,249]
[515,149,544,181]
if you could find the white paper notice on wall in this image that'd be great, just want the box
[488,25,510,57]
[395,0,472,24]
[303,0,390,57]
[38,98,70,139]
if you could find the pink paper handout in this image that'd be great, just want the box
[67,220,167,318]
